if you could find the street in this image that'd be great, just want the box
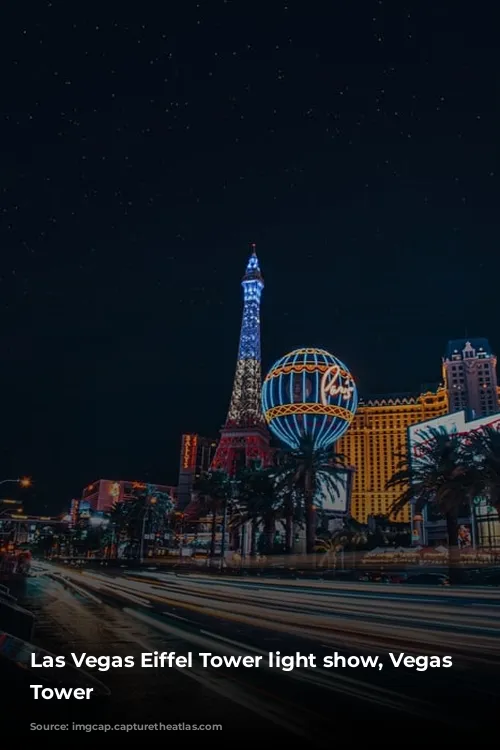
[11,564,500,737]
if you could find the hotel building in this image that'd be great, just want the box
[338,338,500,524]
[337,389,448,523]
[81,479,177,513]
[177,434,218,509]
[442,338,499,418]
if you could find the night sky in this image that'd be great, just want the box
[1,2,498,512]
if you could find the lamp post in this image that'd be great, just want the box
[139,496,157,564]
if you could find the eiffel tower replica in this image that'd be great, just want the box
[211,246,271,475]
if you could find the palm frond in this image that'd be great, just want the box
[387,426,483,518]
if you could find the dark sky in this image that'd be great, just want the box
[1,2,498,512]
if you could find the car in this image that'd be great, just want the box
[404,573,450,586]
[383,573,407,583]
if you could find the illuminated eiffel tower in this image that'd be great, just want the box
[211,245,270,475]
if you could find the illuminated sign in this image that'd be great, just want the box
[262,348,358,451]
[109,482,120,500]
[320,365,355,405]
[70,499,79,528]
[408,412,466,459]
[317,469,352,515]
[182,434,198,470]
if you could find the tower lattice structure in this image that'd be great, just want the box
[211,246,271,475]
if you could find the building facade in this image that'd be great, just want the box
[81,479,177,513]
[177,434,218,509]
[337,388,448,523]
[408,410,500,548]
[442,338,499,418]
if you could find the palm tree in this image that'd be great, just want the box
[108,501,131,557]
[469,426,500,510]
[387,427,480,582]
[233,464,280,556]
[343,520,368,566]
[270,460,302,554]
[315,530,349,569]
[118,484,174,559]
[194,470,232,561]
[274,435,347,555]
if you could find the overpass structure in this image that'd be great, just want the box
[0,514,68,526]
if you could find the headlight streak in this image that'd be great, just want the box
[123,608,439,723]
[51,572,153,608]
[55,568,500,668]
[117,576,500,663]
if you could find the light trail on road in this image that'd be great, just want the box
[50,566,500,666]
[26,563,500,734]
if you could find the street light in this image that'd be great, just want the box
[0,477,32,488]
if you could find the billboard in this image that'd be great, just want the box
[316,469,353,515]
[458,524,472,548]
[408,411,466,460]
[408,410,500,456]
[408,409,500,547]
[465,412,500,433]
[79,501,91,520]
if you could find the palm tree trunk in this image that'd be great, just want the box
[219,499,228,567]
[210,510,217,560]
[305,473,316,556]
[285,494,293,554]
[265,515,275,553]
[250,520,257,557]
[445,510,460,584]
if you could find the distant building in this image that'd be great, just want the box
[443,338,499,418]
[81,479,177,513]
[177,434,218,509]
[337,388,448,524]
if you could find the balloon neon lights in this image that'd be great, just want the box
[320,365,356,404]
[261,348,358,450]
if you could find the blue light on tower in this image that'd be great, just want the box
[211,245,270,473]
[224,245,265,426]
[238,245,264,361]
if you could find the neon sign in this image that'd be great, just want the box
[109,482,120,501]
[320,365,355,405]
[261,348,358,450]
[70,499,79,528]
[182,434,198,470]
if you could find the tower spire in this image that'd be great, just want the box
[211,248,270,474]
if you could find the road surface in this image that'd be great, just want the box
[11,563,500,737]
